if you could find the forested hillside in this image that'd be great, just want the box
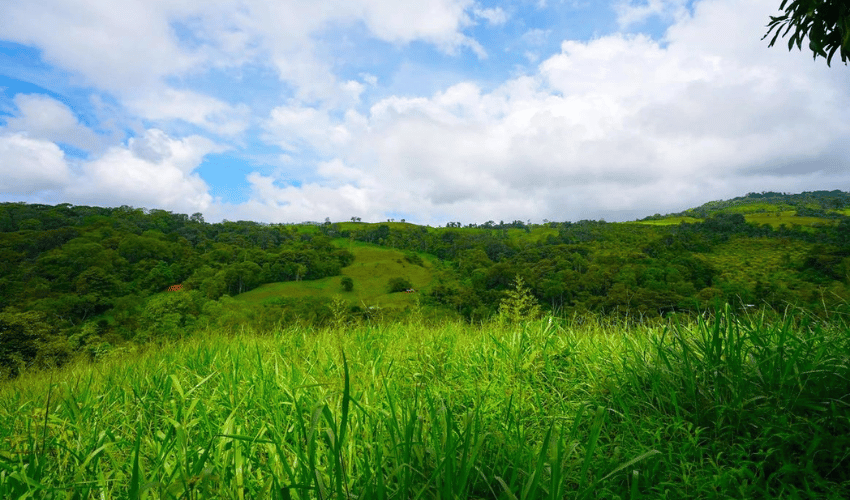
[339,209,850,321]
[651,189,850,220]
[0,203,354,377]
[1,190,850,378]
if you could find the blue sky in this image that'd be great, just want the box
[1,0,848,224]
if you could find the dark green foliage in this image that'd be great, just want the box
[764,0,850,66]
[341,276,354,292]
[388,277,413,293]
[403,251,424,266]
[0,202,357,377]
[137,291,206,341]
[0,310,71,379]
[800,244,848,281]
[614,308,850,495]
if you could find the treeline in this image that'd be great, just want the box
[0,202,353,377]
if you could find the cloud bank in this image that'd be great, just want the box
[1,0,848,224]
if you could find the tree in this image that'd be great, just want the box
[139,291,201,340]
[0,310,71,379]
[341,276,354,292]
[764,0,850,66]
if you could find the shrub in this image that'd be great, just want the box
[388,277,413,293]
[341,276,354,292]
[404,252,424,266]
[0,310,72,379]
[498,275,541,323]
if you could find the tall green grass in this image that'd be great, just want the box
[0,309,848,498]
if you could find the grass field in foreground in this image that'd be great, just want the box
[1,310,849,499]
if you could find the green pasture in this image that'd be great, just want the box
[235,243,435,310]
[724,203,796,214]
[631,216,702,226]
[500,226,559,243]
[744,211,831,228]
[632,211,832,229]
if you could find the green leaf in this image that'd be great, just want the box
[129,422,143,500]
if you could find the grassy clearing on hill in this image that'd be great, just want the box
[235,243,436,311]
[1,308,848,499]
[502,227,560,244]
[723,203,797,214]
[744,211,832,229]
[633,212,833,228]
[631,217,703,226]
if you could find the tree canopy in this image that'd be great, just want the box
[764,0,850,66]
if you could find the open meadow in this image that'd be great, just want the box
[1,308,848,499]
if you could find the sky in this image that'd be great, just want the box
[1,0,848,225]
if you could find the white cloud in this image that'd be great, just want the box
[356,0,476,44]
[262,103,351,153]
[242,0,850,224]
[0,133,71,194]
[209,172,380,224]
[65,129,221,213]
[0,0,445,106]
[615,0,690,28]
[125,88,251,137]
[3,0,849,224]
[2,94,106,153]
[473,5,508,25]
[317,158,366,185]
[0,0,488,132]
[0,0,200,92]
[521,28,551,46]
[359,73,379,86]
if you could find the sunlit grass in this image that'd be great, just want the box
[1,310,848,498]
[631,209,836,229]
[235,244,435,310]
[745,211,832,228]
[631,217,702,226]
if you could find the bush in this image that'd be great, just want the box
[341,276,354,292]
[388,277,413,293]
[0,310,72,379]
[404,252,424,266]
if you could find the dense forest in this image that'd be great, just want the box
[2,190,850,378]
[0,203,354,377]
